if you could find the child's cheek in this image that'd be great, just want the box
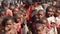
[5,26,10,31]
[5,25,12,31]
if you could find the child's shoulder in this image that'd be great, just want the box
[56,17,60,20]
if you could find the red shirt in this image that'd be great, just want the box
[26,6,32,21]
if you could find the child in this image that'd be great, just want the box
[14,13,23,34]
[39,18,49,28]
[30,10,46,34]
[46,6,57,34]
[38,10,45,19]
[36,23,48,34]
[55,8,60,34]
[10,4,15,10]
[15,3,20,9]
[1,2,13,16]
[55,8,60,27]
[2,17,17,34]
[46,6,56,28]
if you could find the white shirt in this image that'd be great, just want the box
[47,16,55,24]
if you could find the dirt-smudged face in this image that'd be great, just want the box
[36,26,43,34]
[38,11,45,18]
[5,19,13,31]
[47,8,55,17]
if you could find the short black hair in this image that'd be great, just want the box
[2,17,14,27]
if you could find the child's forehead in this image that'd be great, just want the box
[36,24,44,28]
[7,19,13,23]
[48,7,55,10]
[6,20,13,25]
[49,9,53,11]
[38,11,45,14]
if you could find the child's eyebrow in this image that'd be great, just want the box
[6,24,12,25]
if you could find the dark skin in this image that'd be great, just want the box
[47,8,55,17]
[5,19,17,34]
[38,11,45,19]
[56,10,60,17]
[5,19,14,32]
[36,27,43,34]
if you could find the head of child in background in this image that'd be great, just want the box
[56,8,60,17]
[14,13,24,23]
[46,6,56,17]
[33,10,45,23]
[36,24,47,34]
[15,3,20,8]
[38,10,45,19]
[14,13,21,23]
[39,18,48,24]
[1,2,9,10]
[10,3,15,10]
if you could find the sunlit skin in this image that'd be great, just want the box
[5,19,14,31]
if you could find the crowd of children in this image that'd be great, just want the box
[0,0,60,34]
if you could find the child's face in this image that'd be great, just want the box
[5,20,13,31]
[16,14,21,22]
[38,11,45,18]
[56,10,60,16]
[16,3,20,8]
[36,27,43,34]
[48,8,55,16]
